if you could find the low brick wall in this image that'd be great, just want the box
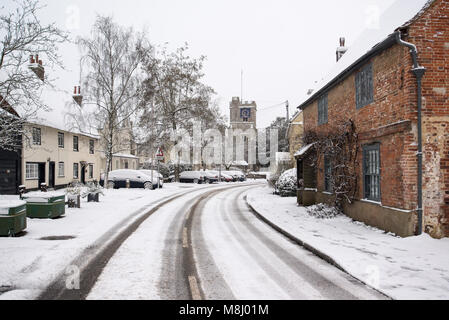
[298,190,417,237]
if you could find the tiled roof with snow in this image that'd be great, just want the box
[294,143,315,158]
[297,0,433,109]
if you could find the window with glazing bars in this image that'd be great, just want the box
[363,144,381,201]
[73,136,79,152]
[73,163,79,179]
[356,63,374,109]
[58,132,64,148]
[32,127,41,145]
[318,94,328,125]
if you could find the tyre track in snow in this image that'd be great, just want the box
[159,183,263,300]
[195,186,387,300]
[37,184,251,300]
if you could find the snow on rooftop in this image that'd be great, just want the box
[294,143,315,157]
[231,160,249,166]
[297,0,432,108]
[113,153,139,159]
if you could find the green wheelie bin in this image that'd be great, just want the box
[22,192,66,219]
[0,200,27,237]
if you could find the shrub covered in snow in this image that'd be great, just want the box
[275,169,297,197]
[306,203,342,219]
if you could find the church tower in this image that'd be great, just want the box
[229,97,257,130]
[228,97,257,171]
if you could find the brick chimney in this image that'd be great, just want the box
[336,37,348,62]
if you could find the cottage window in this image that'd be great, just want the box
[89,140,95,154]
[58,162,65,177]
[58,132,64,148]
[73,136,79,152]
[73,163,79,179]
[363,144,381,202]
[89,164,93,179]
[318,94,328,125]
[324,156,332,193]
[32,127,41,145]
[26,163,38,180]
[356,63,374,109]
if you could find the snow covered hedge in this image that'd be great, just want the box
[275,169,297,197]
[306,203,342,219]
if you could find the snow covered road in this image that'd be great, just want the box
[86,184,386,300]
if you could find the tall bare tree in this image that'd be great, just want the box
[74,16,150,187]
[0,0,67,150]
[141,44,216,180]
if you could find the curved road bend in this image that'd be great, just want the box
[48,182,386,300]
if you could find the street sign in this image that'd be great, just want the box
[156,148,164,161]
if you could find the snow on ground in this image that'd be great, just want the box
[246,185,449,300]
[0,182,231,300]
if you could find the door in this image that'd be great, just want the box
[38,163,46,188]
[49,162,55,188]
[0,159,17,194]
[81,164,86,184]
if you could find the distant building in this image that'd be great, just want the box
[22,122,101,190]
[229,97,257,171]
[287,111,304,168]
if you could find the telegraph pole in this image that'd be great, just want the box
[286,100,290,121]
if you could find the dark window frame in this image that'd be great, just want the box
[356,63,374,109]
[363,143,381,202]
[58,132,64,148]
[58,162,65,177]
[73,136,79,152]
[89,139,95,154]
[318,94,328,125]
[73,163,79,179]
[88,164,94,179]
[32,127,41,145]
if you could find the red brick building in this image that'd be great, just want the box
[296,0,449,238]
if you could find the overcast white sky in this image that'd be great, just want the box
[34,0,397,128]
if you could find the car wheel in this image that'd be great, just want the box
[193,178,199,184]
[108,181,115,189]
[144,182,153,190]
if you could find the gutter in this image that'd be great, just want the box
[395,30,426,236]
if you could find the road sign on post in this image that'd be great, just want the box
[156,148,164,161]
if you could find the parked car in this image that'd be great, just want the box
[223,170,246,182]
[220,173,234,182]
[201,171,219,184]
[179,171,205,184]
[100,170,158,190]
[139,170,164,188]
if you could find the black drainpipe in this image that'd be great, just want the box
[395,31,426,235]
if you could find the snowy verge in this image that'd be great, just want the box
[246,185,449,300]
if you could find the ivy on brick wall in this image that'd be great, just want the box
[303,119,359,208]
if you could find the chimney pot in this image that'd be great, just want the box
[38,60,42,65]
[74,86,77,94]
[340,37,345,47]
[78,86,81,94]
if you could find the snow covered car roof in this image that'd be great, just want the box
[180,171,204,179]
[139,170,163,178]
[108,170,157,183]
